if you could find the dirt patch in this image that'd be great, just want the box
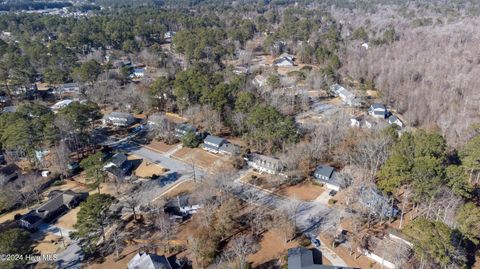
[242,171,281,191]
[54,207,80,230]
[277,181,324,201]
[147,140,179,154]
[172,148,222,169]
[165,112,187,124]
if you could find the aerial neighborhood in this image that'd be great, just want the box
[0,1,478,269]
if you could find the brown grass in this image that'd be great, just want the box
[54,207,80,230]
[172,148,222,169]
[248,229,298,267]
[34,233,63,254]
[147,140,179,154]
[277,181,324,201]
[129,155,167,178]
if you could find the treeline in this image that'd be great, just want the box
[0,1,72,11]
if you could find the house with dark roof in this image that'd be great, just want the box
[57,82,80,94]
[19,190,88,231]
[288,247,356,269]
[313,165,344,191]
[368,103,388,119]
[202,135,226,154]
[0,164,20,186]
[174,123,198,138]
[104,153,133,179]
[127,252,173,269]
[246,153,283,175]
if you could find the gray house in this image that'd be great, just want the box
[202,135,226,153]
[313,165,343,191]
[104,153,133,179]
[288,247,356,269]
[128,252,173,269]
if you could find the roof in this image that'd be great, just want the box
[274,57,295,66]
[370,103,386,110]
[373,110,385,116]
[110,153,128,167]
[219,143,240,155]
[127,252,172,269]
[203,135,226,146]
[133,68,145,73]
[108,112,134,119]
[176,123,197,133]
[35,190,87,217]
[0,163,19,176]
[314,165,334,179]
[288,247,356,269]
[248,153,282,171]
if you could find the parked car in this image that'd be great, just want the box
[311,238,321,247]
[329,190,337,196]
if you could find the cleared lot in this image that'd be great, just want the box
[172,147,223,169]
[277,181,325,201]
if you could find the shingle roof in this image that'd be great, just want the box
[370,103,386,110]
[127,252,172,269]
[314,165,334,179]
[203,135,226,147]
[110,153,128,167]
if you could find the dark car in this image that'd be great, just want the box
[329,190,337,196]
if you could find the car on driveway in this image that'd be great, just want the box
[311,238,321,247]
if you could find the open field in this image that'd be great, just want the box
[277,181,324,201]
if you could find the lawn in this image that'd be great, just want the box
[129,155,167,178]
[54,207,80,230]
[147,140,179,154]
[172,147,222,169]
[248,229,299,267]
[277,181,324,201]
[34,233,63,254]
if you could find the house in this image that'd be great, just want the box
[58,82,80,93]
[246,153,283,175]
[104,112,136,127]
[0,164,20,186]
[175,123,198,138]
[130,68,145,79]
[164,31,176,41]
[288,247,356,269]
[202,135,226,153]
[313,165,344,191]
[19,190,88,230]
[219,142,241,156]
[359,186,398,218]
[273,54,296,67]
[368,103,387,119]
[330,84,356,106]
[388,115,403,128]
[50,99,73,112]
[127,252,173,269]
[104,153,133,179]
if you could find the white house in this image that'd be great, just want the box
[313,165,344,191]
[202,135,227,154]
[368,103,388,119]
[129,68,145,79]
